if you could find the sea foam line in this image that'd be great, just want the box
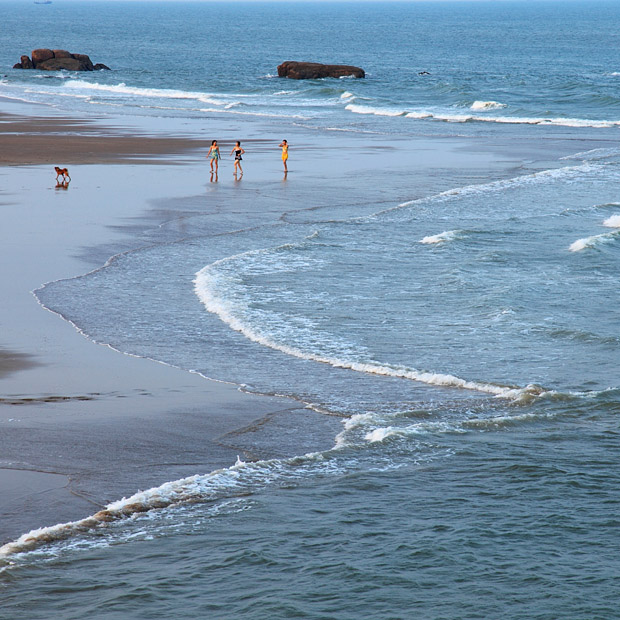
[470,100,506,110]
[0,452,334,560]
[419,230,463,244]
[362,161,596,223]
[63,80,240,107]
[194,260,547,402]
[569,230,619,252]
[344,102,620,128]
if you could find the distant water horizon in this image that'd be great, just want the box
[3,2,620,618]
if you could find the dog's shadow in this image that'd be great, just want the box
[55,180,70,190]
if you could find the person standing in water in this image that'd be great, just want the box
[230,141,245,175]
[279,139,288,171]
[207,140,220,172]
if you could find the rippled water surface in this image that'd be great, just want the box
[3,2,620,618]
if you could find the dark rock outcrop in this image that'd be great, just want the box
[277,61,365,80]
[13,49,110,71]
[52,49,72,59]
[31,48,54,66]
[38,58,83,71]
[15,55,33,70]
[73,53,94,71]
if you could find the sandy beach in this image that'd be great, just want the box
[0,101,343,544]
[0,96,606,547]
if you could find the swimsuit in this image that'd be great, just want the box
[234,148,243,161]
[210,148,220,160]
[282,145,288,160]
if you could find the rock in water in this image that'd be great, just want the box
[31,48,54,67]
[13,49,110,71]
[38,58,83,71]
[277,61,365,80]
[52,49,73,59]
[72,54,95,71]
[14,55,33,69]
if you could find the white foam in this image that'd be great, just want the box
[364,422,464,443]
[420,230,461,244]
[471,100,506,110]
[560,147,620,161]
[387,162,595,216]
[345,103,406,117]
[0,449,337,559]
[405,111,433,119]
[199,107,309,120]
[569,231,618,252]
[365,427,397,443]
[346,101,620,128]
[194,262,551,402]
[603,215,620,228]
[63,80,238,107]
[340,91,355,100]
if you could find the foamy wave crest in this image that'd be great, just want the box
[200,107,308,120]
[379,162,596,219]
[364,422,465,443]
[603,215,620,228]
[345,103,406,117]
[561,147,620,161]
[471,100,506,110]
[194,259,550,402]
[63,80,237,106]
[419,230,462,244]
[569,231,619,252]
[0,451,341,559]
[405,111,433,119]
[340,91,355,100]
[347,101,620,128]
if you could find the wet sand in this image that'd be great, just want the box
[0,106,339,544]
[0,110,213,165]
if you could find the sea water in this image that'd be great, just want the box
[2,2,620,618]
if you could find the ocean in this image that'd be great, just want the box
[2,1,620,618]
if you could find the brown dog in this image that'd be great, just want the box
[54,166,71,182]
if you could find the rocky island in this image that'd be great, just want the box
[13,49,110,71]
[277,61,365,80]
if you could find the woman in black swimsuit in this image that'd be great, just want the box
[230,141,245,175]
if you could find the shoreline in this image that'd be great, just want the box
[0,97,610,547]
[0,102,343,544]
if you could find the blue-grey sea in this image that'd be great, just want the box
[2,2,620,618]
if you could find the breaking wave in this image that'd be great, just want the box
[344,102,620,128]
[194,255,552,403]
[470,100,506,110]
[603,215,620,228]
[419,230,463,244]
[569,231,619,252]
